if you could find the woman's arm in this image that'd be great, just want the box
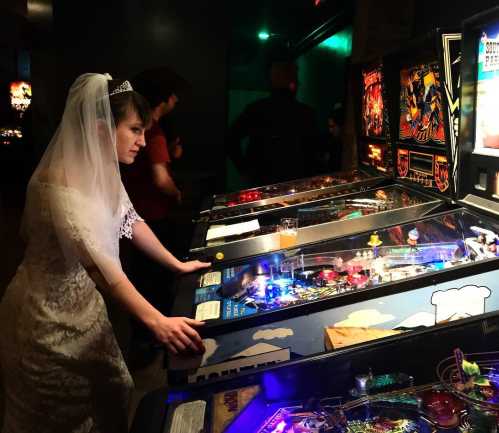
[130,220,210,273]
[87,264,205,355]
[49,188,205,354]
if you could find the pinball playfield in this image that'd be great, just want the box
[175,208,499,331]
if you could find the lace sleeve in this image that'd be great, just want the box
[46,185,127,286]
[119,200,144,240]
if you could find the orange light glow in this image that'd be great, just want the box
[368,144,382,162]
[10,81,32,113]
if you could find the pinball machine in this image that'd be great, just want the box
[171,207,499,385]
[133,313,499,433]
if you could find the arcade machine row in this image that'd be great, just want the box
[171,29,470,335]
[167,23,499,386]
[188,57,446,264]
[133,312,499,433]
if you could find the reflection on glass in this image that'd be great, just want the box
[494,172,499,198]
[212,171,370,208]
[198,210,499,319]
[475,170,488,191]
[206,186,428,246]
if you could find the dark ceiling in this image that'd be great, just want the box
[227,0,353,89]
[1,0,353,90]
[228,0,351,47]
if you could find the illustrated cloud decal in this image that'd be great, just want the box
[334,309,395,327]
[253,328,294,340]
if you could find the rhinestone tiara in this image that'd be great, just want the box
[109,80,133,96]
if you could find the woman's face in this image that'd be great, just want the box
[116,109,146,164]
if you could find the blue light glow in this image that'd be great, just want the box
[223,394,268,433]
[166,390,191,404]
[263,371,294,400]
[431,261,446,271]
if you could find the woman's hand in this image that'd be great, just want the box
[151,316,205,355]
[176,260,211,274]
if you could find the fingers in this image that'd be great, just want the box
[181,323,204,349]
[182,317,205,327]
[165,332,204,355]
[178,260,211,274]
[175,330,193,349]
[165,341,178,355]
[157,317,207,355]
[163,333,188,355]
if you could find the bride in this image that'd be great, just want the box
[0,73,210,433]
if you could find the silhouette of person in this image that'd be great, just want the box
[228,61,318,186]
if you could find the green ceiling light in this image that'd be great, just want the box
[258,30,270,41]
[319,27,352,56]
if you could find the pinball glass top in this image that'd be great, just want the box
[205,185,432,247]
[211,171,371,209]
[194,209,499,321]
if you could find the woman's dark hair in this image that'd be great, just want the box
[108,79,151,127]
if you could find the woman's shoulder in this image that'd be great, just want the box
[30,177,85,206]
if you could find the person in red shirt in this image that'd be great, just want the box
[123,92,181,221]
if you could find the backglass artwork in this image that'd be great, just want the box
[399,63,445,145]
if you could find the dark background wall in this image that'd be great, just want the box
[296,28,352,133]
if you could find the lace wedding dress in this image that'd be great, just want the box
[0,181,142,433]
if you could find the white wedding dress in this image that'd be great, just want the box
[0,181,142,433]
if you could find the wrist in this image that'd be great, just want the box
[172,259,184,273]
[142,309,164,331]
